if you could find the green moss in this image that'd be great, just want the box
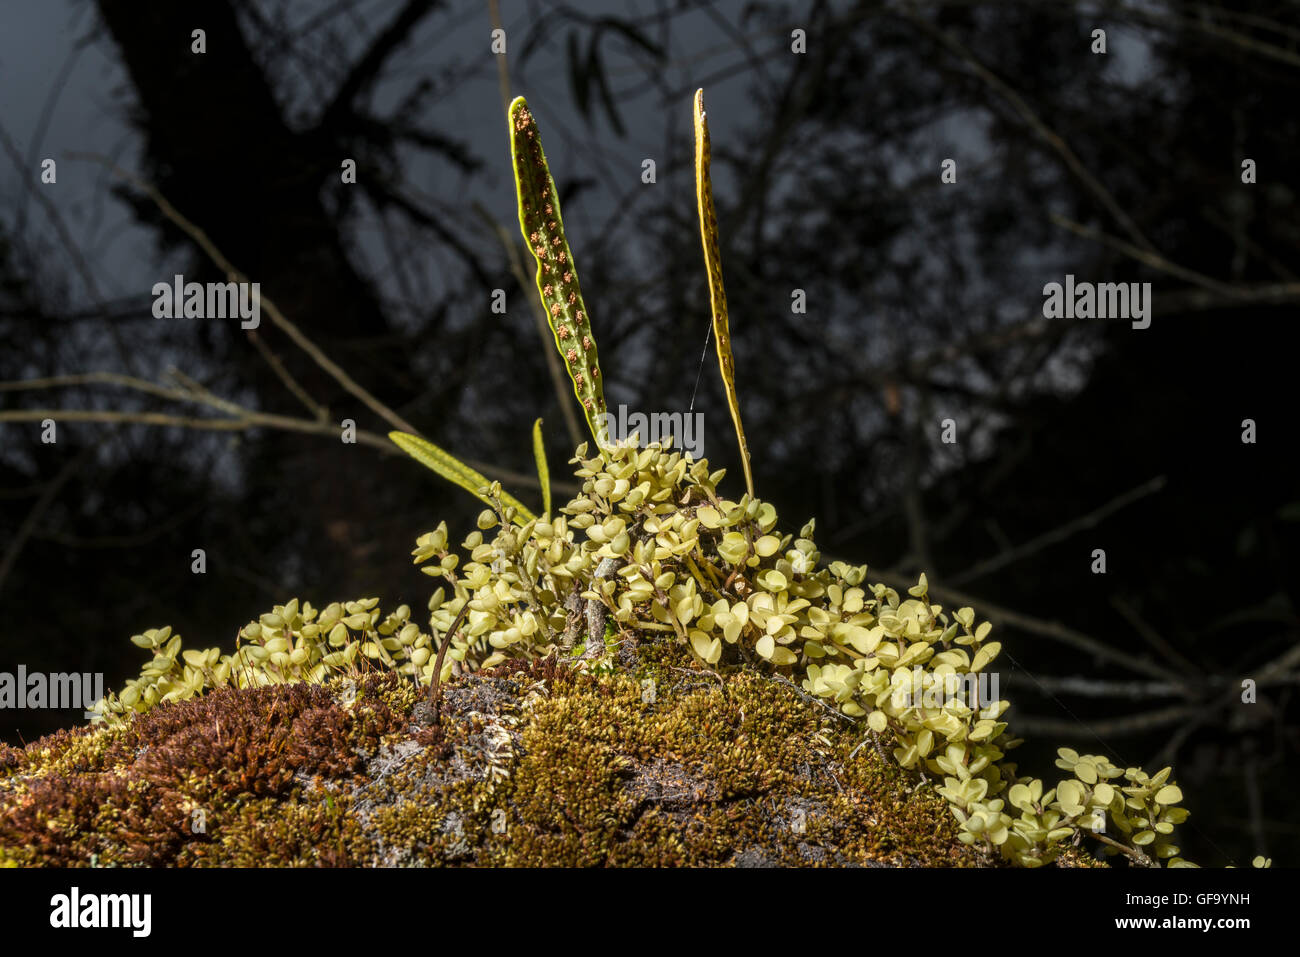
[0,649,1036,867]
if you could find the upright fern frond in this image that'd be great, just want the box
[693,88,755,499]
[509,97,609,446]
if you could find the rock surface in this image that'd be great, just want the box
[0,646,1098,867]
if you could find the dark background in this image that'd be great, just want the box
[1,0,1297,867]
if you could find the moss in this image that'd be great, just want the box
[0,646,1089,867]
[0,675,413,866]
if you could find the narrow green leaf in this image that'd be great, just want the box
[388,431,535,523]
[532,417,551,516]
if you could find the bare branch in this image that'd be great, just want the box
[870,566,1183,683]
[1011,704,1199,737]
[0,449,90,596]
[317,0,441,130]
[1006,674,1187,699]
[66,151,422,438]
[904,9,1157,255]
[948,476,1168,586]
[245,329,329,422]
[1110,594,1203,679]
[1051,214,1300,305]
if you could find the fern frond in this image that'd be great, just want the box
[509,96,609,447]
[693,88,755,498]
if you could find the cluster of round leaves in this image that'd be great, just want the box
[939,749,1193,867]
[93,598,432,722]
[96,439,1201,867]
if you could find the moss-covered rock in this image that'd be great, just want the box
[0,644,1101,867]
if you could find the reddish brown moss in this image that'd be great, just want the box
[0,675,413,866]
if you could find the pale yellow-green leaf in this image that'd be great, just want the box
[693,89,753,497]
[509,97,608,442]
[389,430,534,524]
[970,641,1001,673]
[1154,784,1183,806]
[532,418,551,516]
